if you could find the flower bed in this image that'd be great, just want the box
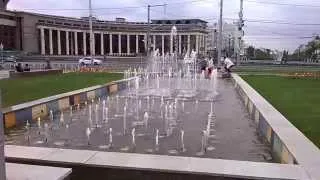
[282,72,320,79]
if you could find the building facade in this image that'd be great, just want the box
[206,22,244,59]
[0,9,208,57]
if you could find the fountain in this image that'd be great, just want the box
[155,129,159,151]
[143,112,149,130]
[181,101,185,112]
[88,105,92,128]
[37,117,41,129]
[196,130,208,156]
[131,128,136,147]
[25,120,31,144]
[102,100,106,120]
[34,117,44,144]
[95,104,100,128]
[104,107,109,122]
[49,110,54,121]
[181,130,186,152]
[69,106,73,119]
[86,127,91,145]
[5,25,272,163]
[123,106,127,135]
[138,99,142,109]
[44,123,49,143]
[108,128,113,148]
[146,96,150,112]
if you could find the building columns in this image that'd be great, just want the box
[199,35,202,53]
[92,33,95,56]
[118,34,121,54]
[161,35,164,56]
[109,34,113,55]
[83,32,86,56]
[187,34,190,53]
[196,34,199,53]
[127,34,130,54]
[153,35,156,51]
[179,35,182,55]
[49,29,53,55]
[170,35,173,54]
[144,34,147,51]
[136,35,139,54]
[66,31,69,55]
[100,33,104,55]
[40,27,45,55]
[74,31,78,55]
[203,35,206,53]
[57,30,61,55]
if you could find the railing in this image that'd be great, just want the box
[1,61,148,73]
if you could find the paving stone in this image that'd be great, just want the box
[6,163,71,180]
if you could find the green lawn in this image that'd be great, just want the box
[235,66,320,74]
[242,75,320,148]
[0,72,123,107]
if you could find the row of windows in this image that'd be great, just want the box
[0,14,15,20]
[155,20,191,24]
[0,25,16,50]
[38,20,147,28]
[38,19,206,31]
[154,20,206,25]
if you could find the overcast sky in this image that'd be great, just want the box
[7,0,320,52]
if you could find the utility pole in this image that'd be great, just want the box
[89,0,94,56]
[237,0,244,66]
[146,4,167,58]
[163,3,167,19]
[147,5,151,57]
[217,0,223,68]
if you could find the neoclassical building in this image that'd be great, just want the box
[0,9,209,57]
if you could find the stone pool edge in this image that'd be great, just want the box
[4,145,310,180]
[2,77,137,128]
[232,73,320,180]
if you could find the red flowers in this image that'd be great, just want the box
[283,72,320,79]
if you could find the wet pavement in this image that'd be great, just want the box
[5,77,273,163]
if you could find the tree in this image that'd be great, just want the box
[255,49,273,60]
[290,36,320,61]
[266,49,271,56]
[246,46,255,59]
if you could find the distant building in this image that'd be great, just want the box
[205,24,218,58]
[205,22,244,59]
[0,8,208,57]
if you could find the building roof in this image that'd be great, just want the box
[151,19,208,25]
[9,10,148,25]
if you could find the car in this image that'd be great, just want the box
[78,57,102,66]
[0,58,17,70]
[5,55,17,62]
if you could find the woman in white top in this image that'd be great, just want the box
[222,56,235,73]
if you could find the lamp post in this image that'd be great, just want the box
[146,4,167,57]
[89,0,94,56]
[217,0,223,68]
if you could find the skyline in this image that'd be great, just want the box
[7,0,320,52]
